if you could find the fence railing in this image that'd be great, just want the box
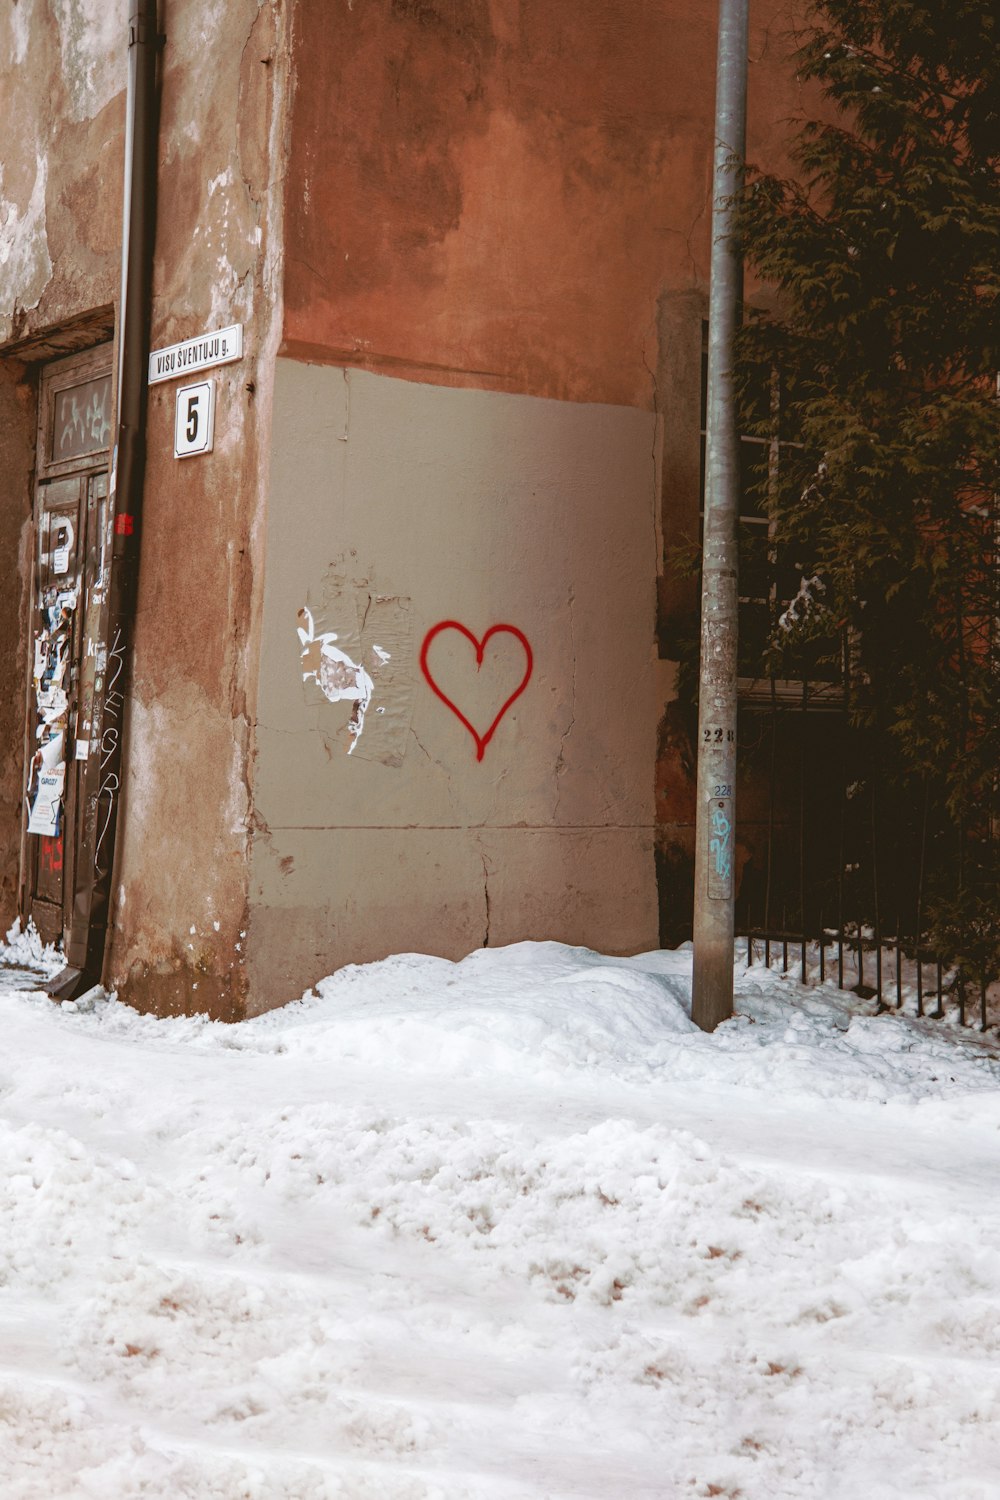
[741,927,997,1032]
[729,627,998,1039]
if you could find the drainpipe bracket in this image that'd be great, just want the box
[46,965,100,1004]
[128,21,166,49]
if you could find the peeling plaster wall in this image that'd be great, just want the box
[0,2,290,1018]
[0,0,125,942]
[0,2,122,339]
[50,0,122,124]
[109,0,290,1018]
[247,359,660,1010]
[0,0,825,1013]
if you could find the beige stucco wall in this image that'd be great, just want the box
[247,358,661,1011]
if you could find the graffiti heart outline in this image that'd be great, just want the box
[420,621,533,761]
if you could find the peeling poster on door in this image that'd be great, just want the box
[28,584,77,837]
[28,765,65,838]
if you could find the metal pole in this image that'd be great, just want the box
[692,0,749,1031]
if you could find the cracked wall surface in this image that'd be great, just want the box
[245,0,822,1002]
[1,0,822,1016]
[0,1,291,1019]
[0,2,123,342]
[109,0,290,1018]
[0,1,126,958]
[247,361,659,1009]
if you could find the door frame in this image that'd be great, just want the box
[19,343,114,945]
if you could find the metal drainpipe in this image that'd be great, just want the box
[48,1,163,1002]
[691,0,748,1032]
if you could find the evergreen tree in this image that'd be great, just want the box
[737,1,1000,990]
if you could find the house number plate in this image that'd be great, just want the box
[174,379,216,458]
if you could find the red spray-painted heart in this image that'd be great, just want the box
[420,621,534,761]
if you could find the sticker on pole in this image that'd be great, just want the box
[174,379,215,458]
[707,796,733,900]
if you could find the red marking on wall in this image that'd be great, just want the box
[114,514,134,536]
[420,621,533,762]
[40,834,63,876]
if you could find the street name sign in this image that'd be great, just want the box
[149,324,243,385]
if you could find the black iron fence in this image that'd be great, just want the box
[741,931,995,1031]
[733,666,999,1032]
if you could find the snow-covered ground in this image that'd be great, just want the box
[2,928,1000,1499]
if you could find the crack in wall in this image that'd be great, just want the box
[642,331,662,573]
[340,367,351,442]
[685,183,712,287]
[553,583,576,824]
[480,848,491,947]
[409,724,447,773]
[486,761,510,822]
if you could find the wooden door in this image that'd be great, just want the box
[21,347,112,945]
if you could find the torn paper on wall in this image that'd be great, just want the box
[297,605,374,754]
[29,585,76,811]
[27,720,65,800]
[43,586,77,635]
[39,729,65,772]
[295,591,415,765]
[27,764,65,838]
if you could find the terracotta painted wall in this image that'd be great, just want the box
[0,1,291,1018]
[108,0,290,1018]
[282,0,815,407]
